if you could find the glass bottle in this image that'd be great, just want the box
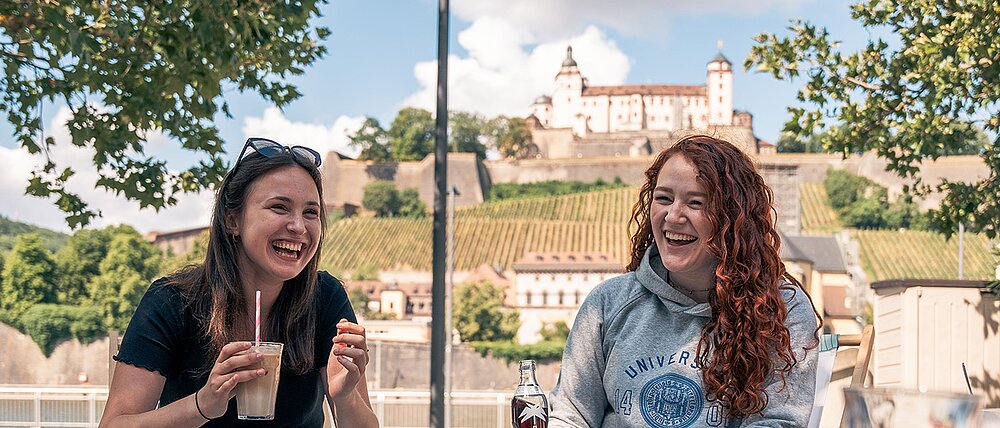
[511,359,549,428]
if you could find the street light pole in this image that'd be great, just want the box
[430,0,449,426]
[445,186,460,428]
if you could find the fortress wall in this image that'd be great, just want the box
[322,153,485,210]
[0,323,111,385]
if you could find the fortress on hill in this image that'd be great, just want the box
[525,46,761,158]
[319,47,989,237]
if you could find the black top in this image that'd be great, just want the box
[114,272,357,427]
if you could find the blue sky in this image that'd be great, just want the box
[0,0,875,233]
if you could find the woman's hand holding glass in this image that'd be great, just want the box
[197,341,267,419]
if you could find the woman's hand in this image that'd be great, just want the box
[196,341,267,419]
[326,319,369,399]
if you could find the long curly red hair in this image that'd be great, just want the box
[626,135,820,418]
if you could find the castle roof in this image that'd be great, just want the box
[582,84,706,97]
[709,52,731,64]
[534,95,552,105]
[562,46,578,67]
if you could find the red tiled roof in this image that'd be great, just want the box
[582,85,706,97]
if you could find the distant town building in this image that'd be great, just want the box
[527,46,759,157]
[511,252,621,344]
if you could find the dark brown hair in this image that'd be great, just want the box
[626,135,820,417]
[169,151,326,375]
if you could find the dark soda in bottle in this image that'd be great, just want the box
[511,359,548,428]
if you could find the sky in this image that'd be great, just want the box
[0,0,877,234]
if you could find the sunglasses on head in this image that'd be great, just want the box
[232,137,323,174]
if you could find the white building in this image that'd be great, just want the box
[511,252,621,344]
[528,46,758,157]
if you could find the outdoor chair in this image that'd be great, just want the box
[808,324,875,428]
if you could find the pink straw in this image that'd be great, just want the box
[255,290,261,346]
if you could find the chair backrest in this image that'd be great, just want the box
[808,325,875,428]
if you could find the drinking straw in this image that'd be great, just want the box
[255,290,261,346]
[962,362,973,395]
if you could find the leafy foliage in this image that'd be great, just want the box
[362,181,425,218]
[488,178,627,201]
[362,181,401,217]
[388,107,435,161]
[484,116,532,159]
[453,280,519,342]
[449,111,487,159]
[350,117,392,162]
[1,1,331,228]
[54,225,137,304]
[86,232,161,331]
[824,169,929,230]
[747,0,1000,238]
[0,215,68,254]
[18,304,102,356]
[0,233,57,323]
[469,340,564,364]
[398,189,427,218]
[539,321,570,342]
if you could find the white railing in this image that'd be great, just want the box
[0,386,513,428]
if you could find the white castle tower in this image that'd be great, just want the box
[706,41,734,126]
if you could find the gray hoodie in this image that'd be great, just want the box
[549,246,818,428]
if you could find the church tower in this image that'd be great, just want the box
[551,46,584,129]
[706,42,733,126]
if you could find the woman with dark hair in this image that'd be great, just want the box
[100,138,378,427]
[549,135,821,427]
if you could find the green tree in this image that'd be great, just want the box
[0,233,57,323]
[1,1,331,228]
[747,0,1000,238]
[362,181,402,217]
[398,188,427,218]
[19,304,102,356]
[452,280,519,342]
[54,224,143,304]
[485,116,532,159]
[350,117,392,162]
[86,233,161,331]
[824,169,875,210]
[539,320,570,342]
[449,111,487,159]
[387,107,435,161]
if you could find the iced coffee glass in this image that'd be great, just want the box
[234,342,283,420]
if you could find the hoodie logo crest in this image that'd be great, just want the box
[640,372,703,428]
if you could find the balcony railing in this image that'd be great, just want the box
[0,386,514,428]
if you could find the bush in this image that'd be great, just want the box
[18,304,103,356]
[469,340,565,364]
[539,321,570,342]
[362,181,401,217]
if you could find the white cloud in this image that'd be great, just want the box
[0,106,216,234]
[453,0,811,39]
[402,22,631,118]
[241,107,365,160]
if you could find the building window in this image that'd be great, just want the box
[575,290,582,304]
[526,291,532,305]
[558,291,564,305]
[542,292,548,306]
[719,96,723,103]
[719,83,723,89]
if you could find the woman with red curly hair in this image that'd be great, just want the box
[549,135,820,427]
